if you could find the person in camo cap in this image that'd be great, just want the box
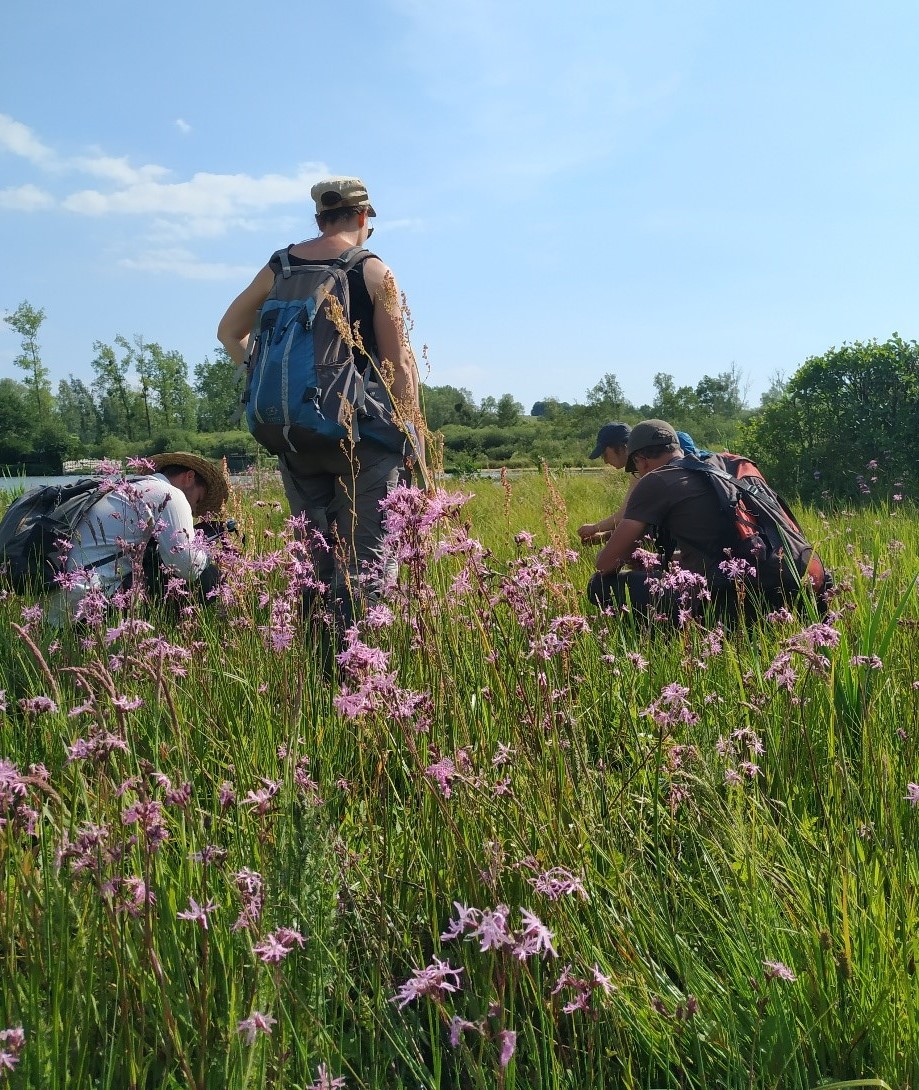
[217,176,425,644]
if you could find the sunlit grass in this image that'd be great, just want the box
[0,471,916,1089]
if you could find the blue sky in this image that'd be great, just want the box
[2,0,918,413]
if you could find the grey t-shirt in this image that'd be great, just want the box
[622,461,727,575]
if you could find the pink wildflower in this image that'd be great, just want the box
[905,783,919,806]
[497,1029,517,1068]
[529,866,587,901]
[425,757,457,798]
[470,905,515,952]
[763,959,796,983]
[177,896,218,930]
[513,909,557,960]
[305,1063,346,1090]
[237,1011,276,1044]
[253,927,305,962]
[391,957,463,1009]
[440,902,481,941]
[18,695,58,716]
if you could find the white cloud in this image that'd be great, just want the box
[62,163,325,220]
[147,213,299,242]
[70,154,171,187]
[0,114,56,166]
[118,248,257,281]
[175,118,192,135]
[0,184,55,211]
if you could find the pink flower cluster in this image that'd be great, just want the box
[439,902,557,960]
[0,1027,25,1074]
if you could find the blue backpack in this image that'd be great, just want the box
[243,246,403,456]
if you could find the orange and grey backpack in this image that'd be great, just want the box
[674,453,826,593]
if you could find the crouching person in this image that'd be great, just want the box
[586,420,827,624]
[50,452,229,624]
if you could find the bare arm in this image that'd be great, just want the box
[577,476,638,542]
[594,518,648,574]
[217,265,276,366]
[363,258,427,474]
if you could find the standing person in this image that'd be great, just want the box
[49,452,228,623]
[217,176,425,632]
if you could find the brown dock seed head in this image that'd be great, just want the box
[325,296,354,348]
[378,357,395,388]
[350,318,368,360]
[376,270,400,318]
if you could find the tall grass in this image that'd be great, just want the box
[0,470,916,1089]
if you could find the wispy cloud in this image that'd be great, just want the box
[62,164,325,218]
[388,1,684,186]
[0,184,55,211]
[175,118,192,135]
[0,113,326,227]
[0,114,56,166]
[0,112,335,279]
[70,154,171,187]
[118,248,257,281]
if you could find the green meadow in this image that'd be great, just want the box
[0,470,917,1090]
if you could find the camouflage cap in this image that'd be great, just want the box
[310,177,376,216]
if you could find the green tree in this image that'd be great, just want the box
[585,372,625,419]
[495,393,523,427]
[57,376,101,444]
[0,377,39,463]
[695,365,746,419]
[420,385,477,430]
[194,347,241,432]
[744,334,919,500]
[93,338,139,441]
[652,372,698,422]
[146,342,196,431]
[758,371,787,409]
[116,334,155,437]
[530,398,573,420]
[4,300,52,417]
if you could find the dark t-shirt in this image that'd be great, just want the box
[622,461,727,575]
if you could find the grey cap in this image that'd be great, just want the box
[625,419,679,472]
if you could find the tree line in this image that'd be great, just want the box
[3,300,916,502]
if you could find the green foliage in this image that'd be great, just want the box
[0,296,912,508]
[56,376,101,444]
[3,299,52,417]
[744,335,919,502]
[420,384,477,430]
[0,480,916,1087]
[195,347,241,432]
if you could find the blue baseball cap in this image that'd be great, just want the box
[589,422,631,459]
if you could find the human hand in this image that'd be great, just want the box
[577,523,600,544]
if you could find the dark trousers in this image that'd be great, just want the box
[278,440,403,630]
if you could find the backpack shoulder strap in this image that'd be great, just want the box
[267,248,294,279]
[332,246,375,273]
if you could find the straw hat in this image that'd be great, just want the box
[145,452,229,514]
